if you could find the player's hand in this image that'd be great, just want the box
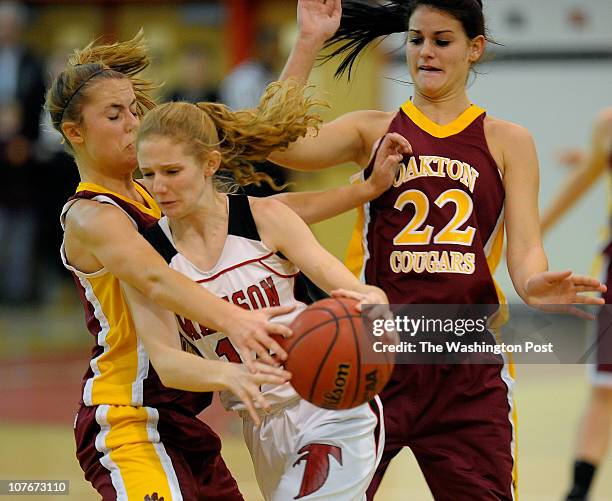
[223,305,295,371]
[331,288,398,343]
[297,0,342,45]
[331,287,389,316]
[524,270,607,320]
[366,133,412,198]
[220,362,291,426]
[557,148,586,168]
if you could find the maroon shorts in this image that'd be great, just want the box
[367,363,516,501]
[75,404,243,501]
[593,257,612,383]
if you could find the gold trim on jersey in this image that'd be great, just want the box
[67,182,159,407]
[346,205,368,279]
[484,212,507,307]
[95,405,182,500]
[485,211,517,497]
[511,398,519,500]
[76,181,161,219]
[80,272,147,407]
[401,100,486,139]
[344,174,369,280]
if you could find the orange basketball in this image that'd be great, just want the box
[280,297,394,410]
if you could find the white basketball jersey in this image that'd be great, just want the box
[143,194,310,411]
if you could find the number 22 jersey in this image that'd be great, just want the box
[346,100,505,305]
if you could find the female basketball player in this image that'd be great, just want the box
[47,33,319,500]
[541,108,612,501]
[125,96,407,500]
[269,1,608,499]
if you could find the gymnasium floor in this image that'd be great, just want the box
[1,349,611,500]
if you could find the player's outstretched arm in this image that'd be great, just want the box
[121,282,291,425]
[273,132,411,224]
[540,108,612,234]
[500,121,606,312]
[501,121,547,303]
[279,0,341,84]
[251,197,388,308]
[65,201,292,369]
[272,0,392,171]
[269,109,387,171]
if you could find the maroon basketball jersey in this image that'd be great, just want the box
[346,100,505,305]
[60,181,212,414]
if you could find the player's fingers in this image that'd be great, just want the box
[572,280,607,294]
[245,381,271,412]
[252,361,292,380]
[248,336,281,366]
[239,389,261,427]
[574,295,605,305]
[574,285,606,295]
[239,347,258,373]
[331,289,367,312]
[383,154,403,169]
[263,324,291,352]
[251,372,288,387]
[573,285,602,293]
[386,132,412,153]
[263,305,296,319]
[331,288,363,300]
[571,274,603,286]
[366,304,391,322]
[256,327,289,360]
[567,305,595,321]
[265,323,292,339]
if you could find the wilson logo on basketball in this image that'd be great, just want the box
[322,363,351,409]
[293,443,343,499]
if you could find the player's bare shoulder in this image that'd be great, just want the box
[249,195,287,219]
[248,196,292,252]
[65,198,126,238]
[483,115,535,176]
[353,109,397,166]
[355,110,396,139]
[64,199,131,272]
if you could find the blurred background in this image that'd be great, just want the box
[0,0,611,499]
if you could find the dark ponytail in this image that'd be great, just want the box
[321,0,409,80]
[322,0,488,80]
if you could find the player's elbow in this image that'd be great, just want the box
[150,355,179,389]
[139,267,170,305]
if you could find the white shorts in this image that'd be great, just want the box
[241,397,384,501]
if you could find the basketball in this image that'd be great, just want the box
[280,297,394,410]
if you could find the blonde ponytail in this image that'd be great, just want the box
[46,29,157,144]
[138,80,324,189]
